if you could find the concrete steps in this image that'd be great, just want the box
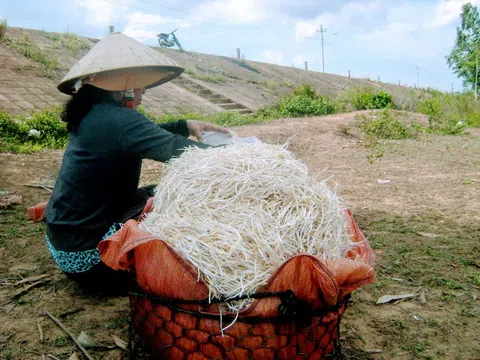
[172,76,255,116]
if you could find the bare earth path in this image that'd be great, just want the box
[0,111,479,359]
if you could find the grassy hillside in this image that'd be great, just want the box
[1,26,428,116]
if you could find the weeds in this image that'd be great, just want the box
[40,30,59,41]
[5,35,58,75]
[59,32,91,57]
[184,67,195,75]
[415,90,479,134]
[0,17,7,40]
[226,57,261,73]
[360,109,413,140]
[191,73,226,83]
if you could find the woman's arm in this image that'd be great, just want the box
[158,119,229,141]
[119,110,209,162]
[158,120,190,137]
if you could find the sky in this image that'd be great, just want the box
[1,0,478,92]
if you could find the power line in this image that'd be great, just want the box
[100,0,286,38]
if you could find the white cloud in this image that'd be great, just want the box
[352,2,461,59]
[74,0,130,27]
[295,1,380,39]
[293,55,306,68]
[432,0,480,27]
[123,13,168,42]
[355,20,452,59]
[123,12,194,43]
[263,50,285,65]
[193,0,265,24]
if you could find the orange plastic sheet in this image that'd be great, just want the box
[27,201,47,222]
[98,208,375,317]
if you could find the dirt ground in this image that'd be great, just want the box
[0,111,479,360]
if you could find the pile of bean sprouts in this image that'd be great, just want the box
[140,141,355,314]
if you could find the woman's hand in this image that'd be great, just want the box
[186,120,229,141]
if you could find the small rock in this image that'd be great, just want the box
[9,264,38,273]
[418,232,440,238]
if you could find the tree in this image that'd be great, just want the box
[446,3,480,100]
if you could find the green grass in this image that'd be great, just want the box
[341,210,480,359]
[184,67,195,75]
[0,108,67,153]
[190,73,226,83]
[137,106,264,127]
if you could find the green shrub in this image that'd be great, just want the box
[0,17,7,40]
[0,108,67,153]
[184,67,195,75]
[340,87,394,111]
[415,91,477,134]
[360,109,413,140]
[277,85,336,117]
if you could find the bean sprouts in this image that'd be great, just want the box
[140,141,355,314]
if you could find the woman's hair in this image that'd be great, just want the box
[61,84,115,132]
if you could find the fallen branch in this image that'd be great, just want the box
[12,280,47,299]
[15,274,51,286]
[37,321,44,343]
[365,349,383,354]
[46,355,61,360]
[44,310,95,360]
[59,308,85,318]
[23,184,53,193]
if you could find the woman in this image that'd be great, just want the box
[44,33,228,290]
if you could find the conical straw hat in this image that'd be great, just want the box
[58,33,184,95]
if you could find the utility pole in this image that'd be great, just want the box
[316,25,327,73]
[416,65,420,88]
[451,84,454,94]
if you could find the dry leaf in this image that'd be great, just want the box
[77,331,114,349]
[376,293,417,304]
[419,291,427,304]
[112,335,128,350]
[68,353,79,360]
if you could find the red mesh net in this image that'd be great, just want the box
[130,294,348,359]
